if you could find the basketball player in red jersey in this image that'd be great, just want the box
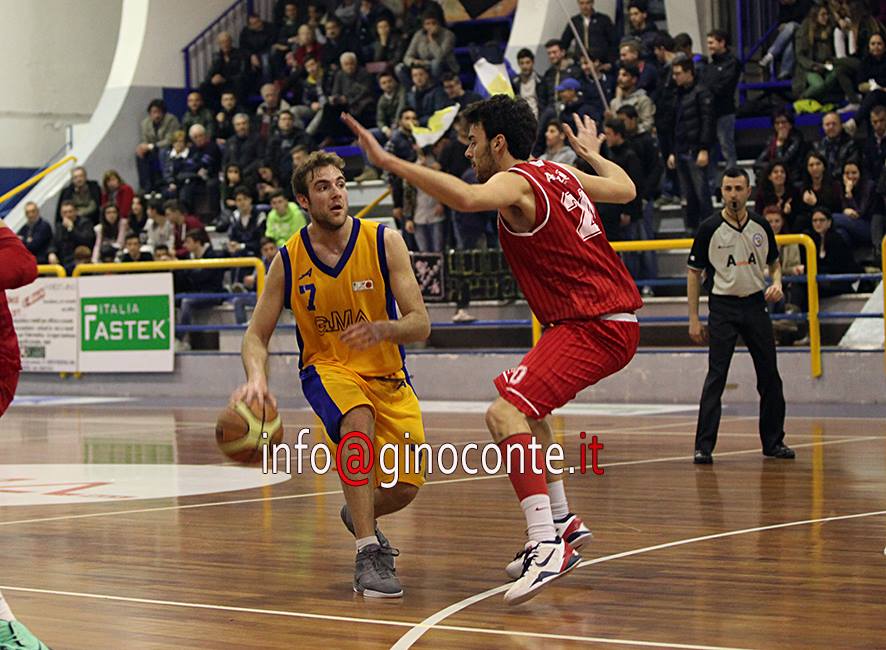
[0,219,52,649]
[345,97,641,604]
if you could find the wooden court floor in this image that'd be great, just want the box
[1,401,885,649]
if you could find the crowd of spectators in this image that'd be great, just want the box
[17,0,886,335]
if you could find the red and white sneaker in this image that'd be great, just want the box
[503,537,581,606]
[555,512,593,550]
[505,513,592,580]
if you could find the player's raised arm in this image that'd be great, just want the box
[235,252,285,409]
[342,112,528,213]
[562,114,637,204]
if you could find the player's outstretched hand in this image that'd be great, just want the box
[341,321,388,350]
[563,114,605,161]
[342,113,393,170]
[231,375,278,412]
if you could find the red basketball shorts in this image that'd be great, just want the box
[494,317,640,419]
[0,371,20,418]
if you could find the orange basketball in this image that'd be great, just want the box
[215,399,284,463]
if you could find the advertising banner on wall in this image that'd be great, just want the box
[77,273,175,372]
[7,277,78,372]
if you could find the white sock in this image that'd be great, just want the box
[356,535,379,552]
[548,480,570,521]
[520,494,556,543]
[0,591,15,621]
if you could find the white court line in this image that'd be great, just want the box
[0,435,877,528]
[390,508,886,649]
[0,584,750,650]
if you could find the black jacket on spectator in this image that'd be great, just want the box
[626,130,664,199]
[802,228,860,296]
[54,218,96,267]
[438,137,470,180]
[670,80,715,155]
[189,140,222,179]
[266,125,309,182]
[653,62,678,154]
[754,182,801,215]
[55,181,102,225]
[701,51,741,117]
[630,25,659,59]
[863,131,886,181]
[228,208,265,257]
[376,87,406,133]
[357,4,396,51]
[813,132,860,181]
[385,127,417,210]
[215,104,246,141]
[407,83,450,125]
[205,48,248,91]
[538,63,582,112]
[331,67,377,120]
[239,22,275,59]
[840,177,881,222]
[17,218,53,264]
[793,178,842,232]
[601,142,643,222]
[162,150,199,187]
[857,52,886,87]
[754,129,808,180]
[322,32,354,71]
[181,245,225,293]
[223,132,266,180]
[561,11,616,62]
[370,31,406,64]
[560,96,600,131]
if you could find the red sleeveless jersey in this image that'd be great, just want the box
[498,159,642,325]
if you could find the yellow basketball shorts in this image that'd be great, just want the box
[300,363,427,488]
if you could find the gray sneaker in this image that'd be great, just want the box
[354,544,403,598]
[340,504,397,571]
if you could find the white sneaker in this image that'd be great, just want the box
[505,513,592,580]
[759,53,774,67]
[452,308,477,323]
[837,103,860,114]
[175,339,191,352]
[503,537,581,605]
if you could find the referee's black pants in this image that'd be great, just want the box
[695,292,786,454]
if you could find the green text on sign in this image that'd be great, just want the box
[81,295,171,351]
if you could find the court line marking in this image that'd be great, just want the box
[0,585,751,650]
[390,508,886,649]
[0,435,877,529]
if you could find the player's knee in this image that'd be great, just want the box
[391,482,419,507]
[485,398,523,443]
[340,406,375,439]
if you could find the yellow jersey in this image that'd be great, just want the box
[280,218,407,378]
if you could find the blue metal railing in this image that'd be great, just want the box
[736,0,780,64]
[181,0,274,89]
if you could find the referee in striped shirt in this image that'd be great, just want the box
[687,167,795,464]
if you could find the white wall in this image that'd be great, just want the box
[0,0,122,166]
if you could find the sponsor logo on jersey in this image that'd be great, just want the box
[753,233,764,247]
[315,309,369,334]
[352,279,374,292]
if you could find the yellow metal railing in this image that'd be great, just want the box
[530,235,822,378]
[72,258,267,296]
[37,264,66,277]
[0,155,77,205]
[354,188,391,220]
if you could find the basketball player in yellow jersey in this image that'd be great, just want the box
[232,151,431,598]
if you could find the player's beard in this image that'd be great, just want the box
[472,150,496,183]
[311,203,349,231]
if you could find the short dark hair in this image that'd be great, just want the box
[398,105,418,119]
[810,205,832,220]
[441,71,460,84]
[154,244,170,254]
[628,0,648,12]
[292,150,346,197]
[871,105,886,119]
[707,29,729,46]
[545,120,565,133]
[545,38,563,50]
[410,62,429,72]
[672,58,695,75]
[772,107,795,125]
[233,185,253,200]
[148,98,167,113]
[260,236,276,247]
[652,32,675,51]
[615,104,639,119]
[674,32,693,51]
[185,228,210,245]
[125,231,141,243]
[462,95,537,160]
[163,199,184,214]
[147,199,164,214]
[620,63,640,79]
[268,190,287,202]
[604,118,626,137]
[59,200,76,212]
[378,70,395,81]
[721,167,750,185]
[517,48,534,61]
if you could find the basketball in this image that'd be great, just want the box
[215,399,283,463]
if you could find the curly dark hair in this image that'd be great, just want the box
[461,95,537,160]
